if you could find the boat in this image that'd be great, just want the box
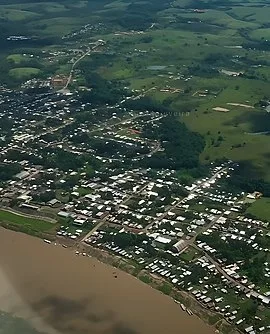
[186,308,193,316]
[43,239,51,244]
[180,303,186,311]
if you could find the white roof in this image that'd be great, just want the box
[155,236,171,244]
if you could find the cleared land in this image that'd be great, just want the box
[0,210,55,232]
[9,68,41,79]
[246,198,270,221]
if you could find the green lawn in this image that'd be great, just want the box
[9,67,41,79]
[76,187,93,196]
[181,77,270,180]
[0,210,55,232]
[246,198,270,221]
[249,28,270,41]
[180,247,200,262]
[7,54,31,64]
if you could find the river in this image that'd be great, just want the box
[0,228,215,334]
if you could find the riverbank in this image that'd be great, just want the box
[78,242,239,334]
[0,227,215,334]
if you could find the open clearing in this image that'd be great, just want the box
[7,54,31,64]
[0,210,55,232]
[9,68,41,79]
[246,198,270,221]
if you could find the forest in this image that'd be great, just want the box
[142,116,205,170]
[227,162,270,197]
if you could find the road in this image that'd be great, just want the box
[81,219,108,242]
[61,41,105,91]
[81,182,151,243]
[145,167,228,233]
[193,244,251,294]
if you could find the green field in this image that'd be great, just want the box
[0,8,40,21]
[0,210,55,232]
[246,198,270,221]
[0,0,269,179]
[9,67,41,79]
[7,54,31,64]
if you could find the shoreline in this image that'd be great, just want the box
[0,224,238,334]
[0,226,215,334]
[77,242,239,334]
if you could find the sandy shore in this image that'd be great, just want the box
[0,228,215,334]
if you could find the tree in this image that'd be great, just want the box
[141,116,205,170]
[114,233,135,248]
[241,300,258,320]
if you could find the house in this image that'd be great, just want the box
[245,326,254,333]
[155,235,171,244]
[15,170,30,180]
[48,198,59,206]
[173,240,187,252]
[58,211,70,218]
[73,218,86,226]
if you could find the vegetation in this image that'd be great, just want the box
[158,282,172,295]
[0,210,55,232]
[102,231,148,249]
[246,197,270,221]
[198,231,257,264]
[0,163,21,182]
[78,71,126,106]
[142,116,205,169]
[227,162,270,197]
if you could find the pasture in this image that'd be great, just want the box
[9,67,41,79]
[246,198,270,221]
[0,0,269,181]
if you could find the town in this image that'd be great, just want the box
[0,0,270,333]
[0,73,269,333]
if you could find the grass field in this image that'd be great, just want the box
[7,54,31,64]
[0,8,40,21]
[249,28,270,41]
[246,198,270,221]
[0,210,55,232]
[9,67,41,79]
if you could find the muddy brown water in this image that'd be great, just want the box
[0,228,215,334]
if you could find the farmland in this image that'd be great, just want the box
[0,0,269,196]
[0,1,270,332]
